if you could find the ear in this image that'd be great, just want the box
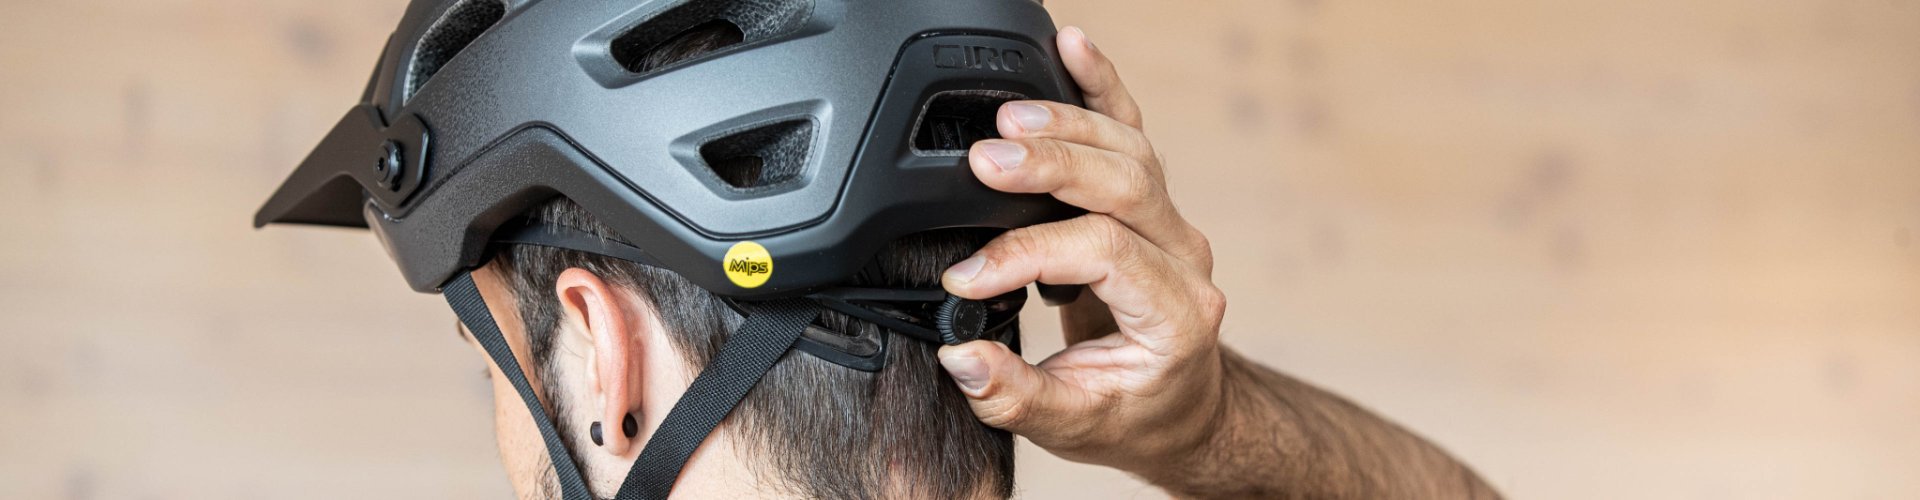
[554,267,648,458]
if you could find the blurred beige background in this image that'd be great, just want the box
[3,0,1917,498]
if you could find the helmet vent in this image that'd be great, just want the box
[699,120,814,191]
[911,90,1027,156]
[609,0,814,76]
[405,0,506,103]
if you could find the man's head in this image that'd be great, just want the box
[454,23,1015,499]
[461,199,1015,499]
[257,2,1081,497]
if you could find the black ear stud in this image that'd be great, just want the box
[592,413,639,447]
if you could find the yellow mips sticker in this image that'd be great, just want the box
[722,241,774,289]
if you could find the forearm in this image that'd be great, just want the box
[1141,348,1499,499]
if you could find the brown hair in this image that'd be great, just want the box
[488,22,1014,499]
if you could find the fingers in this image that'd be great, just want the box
[1057,26,1144,130]
[973,28,1214,272]
[969,137,1212,271]
[944,215,1202,340]
[937,340,1093,436]
[1058,289,1121,346]
[970,138,1159,216]
[995,100,1153,162]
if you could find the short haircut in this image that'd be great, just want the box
[488,23,1015,499]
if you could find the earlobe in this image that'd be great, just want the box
[554,268,648,458]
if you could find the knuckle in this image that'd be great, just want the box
[977,396,1030,428]
[1119,161,1160,206]
[1125,135,1158,164]
[1069,146,1112,176]
[1186,227,1216,266]
[1020,140,1069,173]
[1147,152,1170,178]
[990,227,1041,262]
[1085,215,1137,259]
[1188,229,1213,257]
[1049,103,1089,131]
[1197,283,1228,321]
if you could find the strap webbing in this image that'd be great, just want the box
[443,273,591,499]
[445,271,816,500]
[616,299,817,500]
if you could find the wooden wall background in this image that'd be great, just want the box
[2,0,1916,498]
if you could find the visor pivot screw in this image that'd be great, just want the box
[375,140,405,191]
[936,295,989,345]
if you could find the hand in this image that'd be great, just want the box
[937,26,1228,475]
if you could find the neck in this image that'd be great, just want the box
[584,428,792,499]
[654,431,784,499]
[607,430,1001,499]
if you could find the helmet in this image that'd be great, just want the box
[254,0,1080,498]
[257,0,1079,298]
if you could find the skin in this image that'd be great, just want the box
[460,266,771,499]
[935,26,1499,499]
[453,25,1495,500]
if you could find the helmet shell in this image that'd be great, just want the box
[257,0,1082,297]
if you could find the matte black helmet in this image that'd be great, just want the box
[257,0,1079,298]
[254,0,1079,498]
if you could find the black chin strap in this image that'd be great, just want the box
[443,271,819,500]
[443,273,590,499]
[617,298,817,499]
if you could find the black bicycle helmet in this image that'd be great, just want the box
[254,0,1080,498]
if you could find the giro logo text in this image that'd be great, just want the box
[933,44,1026,73]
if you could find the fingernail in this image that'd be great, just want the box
[979,142,1025,171]
[945,256,986,284]
[1008,102,1052,132]
[939,352,988,392]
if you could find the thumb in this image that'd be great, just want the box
[937,341,1077,434]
